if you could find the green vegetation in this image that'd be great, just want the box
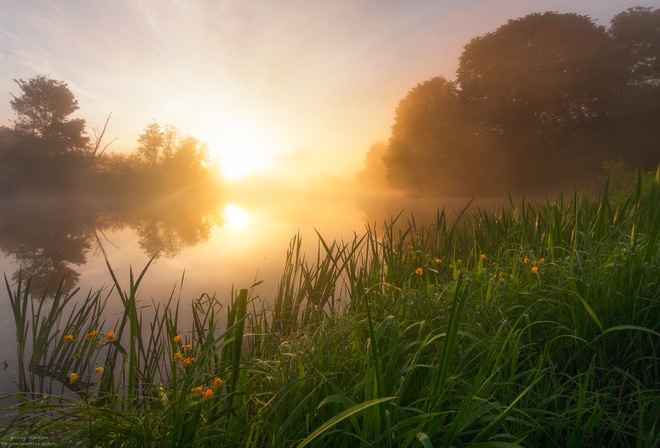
[1,174,658,447]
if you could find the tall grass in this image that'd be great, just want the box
[1,172,658,447]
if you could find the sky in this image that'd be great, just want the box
[1,0,657,182]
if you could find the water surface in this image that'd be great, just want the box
[0,186,489,394]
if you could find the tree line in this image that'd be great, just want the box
[0,76,220,202]
[358,7,660,196]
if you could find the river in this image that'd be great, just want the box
[0,183,491,396]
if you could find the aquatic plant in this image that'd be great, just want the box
[1,172,658,447]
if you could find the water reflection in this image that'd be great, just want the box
[0,184,496,302]
[0,193,224,298]
[223,204,251,230]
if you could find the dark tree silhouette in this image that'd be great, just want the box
[0,76,92,193]
[386,78,470,195]
[10,76,89,153]
[607,7,660,170]
[610,7,660,87]
[383,9,659,197]
[456,12,627,192]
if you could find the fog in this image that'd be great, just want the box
[0,178,497,300]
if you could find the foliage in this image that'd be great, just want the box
[0,76,220,199]
[9,76,89,152]
[385,77,487,195]
[609,7,660,87]
[385,8,660,196]
[354,141,389,191]
[2,175,658,447]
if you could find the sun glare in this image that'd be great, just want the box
[204,118,283,181]
[223,204,251,229]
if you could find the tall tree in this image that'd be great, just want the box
[9,76,89,153]
[386,77,458,193]
[136,122,165,164]
[385,77,499,195]
[458,13,625,136]
[607,7,660,169]
[610,7,660,88]
[455,12,628,191]
[355,141,389,190]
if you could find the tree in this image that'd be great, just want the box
[9,76,89,153]
[382,10,659,197]
[606,7,660,170]
[136,122,165,164]
[355,141,389,190]
[384,77,494,195]
[132,122,216,196]
[609,7,660,88]
[454,12,632,192]
[458,13,625,141]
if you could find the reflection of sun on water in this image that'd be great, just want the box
[223,204,251,229]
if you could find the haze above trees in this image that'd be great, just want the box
[359,7,659,196]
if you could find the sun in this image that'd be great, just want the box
[203,118,282,181]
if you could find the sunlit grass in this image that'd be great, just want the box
[1,171,658,447]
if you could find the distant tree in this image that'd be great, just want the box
[169,135,209,172]
[355,141,389,190]
[9,76,89,153]
[136,122,165,164]
[136,122,206,167]
[133,122,215,195]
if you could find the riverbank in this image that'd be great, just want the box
[2,173,658,447]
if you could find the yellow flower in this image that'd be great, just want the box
[415,267,423,276]
[69,373,79,384]
[434,258,442,264]
[202,388,214,400]
[480,254,487,260]
[191,386,203,395]
[106,331,116,341]
[184,344,193,352]
[499,277,506,283]
[539,258,546,264]
[182,357,195,367]
[531,266,539,274]
[212,377,224,390]
[63,335,74,343]
[524,257,531,264]
[173,335,182,344]
[173,353,183,362]
[85,331,99,341]
[95,366,104,374]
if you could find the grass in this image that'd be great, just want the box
[1,171,658,447]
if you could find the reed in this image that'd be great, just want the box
[1,171,657,447]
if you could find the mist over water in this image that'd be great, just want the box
[0,180,505,392]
